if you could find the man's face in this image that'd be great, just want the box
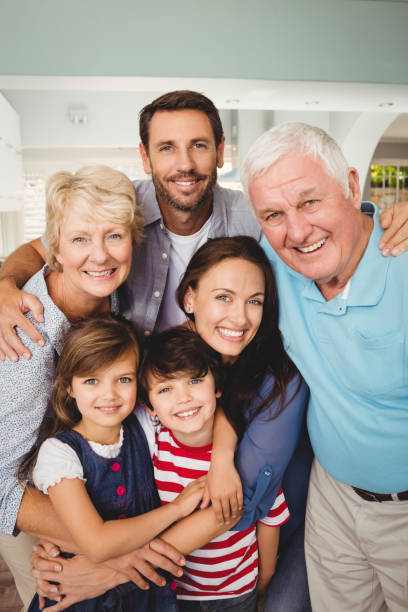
[140,109,225,213]
[248,152,364,288]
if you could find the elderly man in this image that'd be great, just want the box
[242,122,408,611]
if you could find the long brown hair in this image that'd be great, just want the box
[18,314,140,482]
[177,236,300,439]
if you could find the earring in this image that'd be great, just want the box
[186,306,192,313]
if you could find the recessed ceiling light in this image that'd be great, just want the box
[378,102,394,107]
[304,100,319,106]
[225,99,240,104]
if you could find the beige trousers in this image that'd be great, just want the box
[305,459,408,612]
[0,531,36,611]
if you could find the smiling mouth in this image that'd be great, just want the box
[174,180,201,186]
[296,238,327,254]
[217,327,245,339]
[84,269,116,278]
[96,406,120,414]
[169,173,206,188]
[175,407,201,419]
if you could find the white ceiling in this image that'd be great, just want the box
[2,76,408,150]
[2,76,408,114]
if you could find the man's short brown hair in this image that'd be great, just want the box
[139,90,224,151]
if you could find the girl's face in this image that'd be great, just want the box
[184,257,265,363]
[68,351,137,444]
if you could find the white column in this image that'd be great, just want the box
[0,93,24,256]
[238,110,272,169]
[336,112,399,192]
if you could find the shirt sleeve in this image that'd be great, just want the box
[259,487,290,527]
[134,406,156,459]
[233,372,309,530]
[33,438,85,493]
[0,330,55,535]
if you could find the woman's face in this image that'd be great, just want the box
[54,207,132,301]
[184,257,265,363]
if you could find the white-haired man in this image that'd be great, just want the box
[242,123,408,611]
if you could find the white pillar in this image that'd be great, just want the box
[238,110,272,169]
[337,112,398,191]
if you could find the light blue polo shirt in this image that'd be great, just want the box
[262,208,408,492]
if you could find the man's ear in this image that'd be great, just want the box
[347,167,361,210]
[184,287,195,315]
[216,135,225,169]
[139,142,152,175]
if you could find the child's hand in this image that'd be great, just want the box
[202,460,243,523]
[173,476,206,517]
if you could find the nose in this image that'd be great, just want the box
[229,299,247,327]
[285,210,314,246]
[100,381,116,400]
[89,238,109,264]
[175,147,195,174]
[175,384,192,404]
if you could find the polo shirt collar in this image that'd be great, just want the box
[290,206,389,307]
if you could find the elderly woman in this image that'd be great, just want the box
[0,165,143,609]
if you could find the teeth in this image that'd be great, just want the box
[218,328,244,338]
[174,180,196,186]
[86,269,114,277]
[176,408,199,418]
[297,238,327,253]
[97,406,119,413]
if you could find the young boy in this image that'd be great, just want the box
[137,327,289,611]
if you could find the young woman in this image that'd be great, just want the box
[177,236,312,609]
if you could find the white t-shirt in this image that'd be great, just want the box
[155,215,213,331]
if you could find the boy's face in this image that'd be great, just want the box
[147,370,220,447]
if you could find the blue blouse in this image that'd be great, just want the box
[234,371,309,530]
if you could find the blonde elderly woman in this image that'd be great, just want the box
[0,165,143,609]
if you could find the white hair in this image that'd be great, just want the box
[241,122,350,198]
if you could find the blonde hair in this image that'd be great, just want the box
[45,165,144,271]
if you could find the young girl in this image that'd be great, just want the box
[137,326,290,611]
[20,314,205,611]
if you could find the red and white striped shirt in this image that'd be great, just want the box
[153,427,289,600]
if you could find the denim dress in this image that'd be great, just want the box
[28,414,178,612]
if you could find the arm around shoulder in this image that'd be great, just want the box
[0,238,47,361]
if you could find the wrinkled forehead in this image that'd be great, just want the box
[249,153,337,200]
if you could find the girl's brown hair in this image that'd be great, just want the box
[18,314,140,483]
[177,236,300,438]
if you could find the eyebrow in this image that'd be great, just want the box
[154,137,212,147]
[297,188,318,199]
[211,288,265,297]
